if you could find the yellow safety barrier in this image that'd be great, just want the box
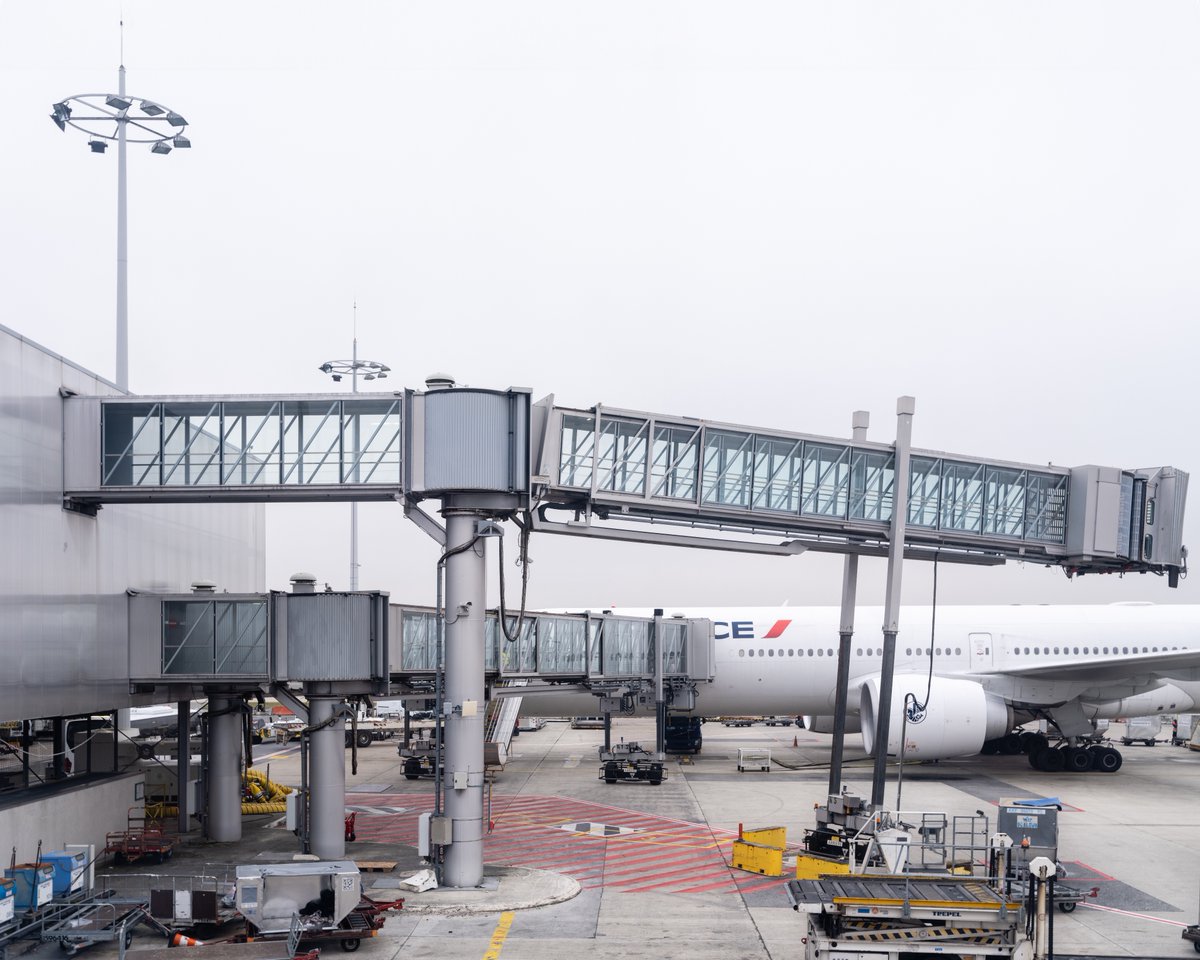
[732,824,787,877]
[795,852,851,879]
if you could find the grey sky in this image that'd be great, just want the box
[3,2,1198,610]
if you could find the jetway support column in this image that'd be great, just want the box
[442,510,487,888]
[828,411,869,797]
[654,609,665,757]
[870,397,914,811]
[177,701,190,835]
[308,696,347,859]
[208,696,243,842]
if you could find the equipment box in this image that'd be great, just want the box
[0,878,13,924]
[235,861,361,935]
[737,748,771,772]
[5,863,53,910]
[42,850,87,895]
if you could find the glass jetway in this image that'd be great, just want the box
[391,606,714,683]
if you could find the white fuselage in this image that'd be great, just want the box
[524,604,1200,720]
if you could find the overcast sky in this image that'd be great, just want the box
[4,2,1198,611]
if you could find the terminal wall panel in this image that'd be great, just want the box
[0,772,142,871]
[0,325,266,723]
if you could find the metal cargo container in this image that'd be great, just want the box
[5,863,54,910]
[234,861,360,935]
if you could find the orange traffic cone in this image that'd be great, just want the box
[172,933,207,947]
[792,735,798,747]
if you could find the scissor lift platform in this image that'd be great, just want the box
[786,875,1028,960]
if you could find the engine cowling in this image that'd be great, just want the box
[802,715,862,735]
[859,675,1012,759]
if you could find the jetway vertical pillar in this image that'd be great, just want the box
[442,511,487,888]
[829,412,869,797]
[870,397,914,811]
[654,609,665,757]
[308,696,347,859]
[208,697,243,842]
[177,701,190,835]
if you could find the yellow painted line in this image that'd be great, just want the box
[482,911,514,960]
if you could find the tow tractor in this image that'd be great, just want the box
[598,741,666,786]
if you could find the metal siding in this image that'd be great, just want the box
[422,391,518,492]
[0,325,266,722]
[285,594,373,680]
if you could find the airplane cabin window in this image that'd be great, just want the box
[828,649,834,656]
[768,649,774,657]
[817,648,824,656]
[1122,647,1129,654]
[1053,647,1060,655]
[856,648,862,656]
[955,647,962,656]
[905,648,912,656]
[749,649,755,657]
[1034,648,1040,655]
[788,649,794,656]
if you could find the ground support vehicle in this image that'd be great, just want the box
[397,738,438,781]
[786,875,1028,960]
[720,716,756,727]
[235,898,403,954]
[598,741,666,786]
[763,716,793,727]
[104,811,178,865]
[1183,923,1200,952]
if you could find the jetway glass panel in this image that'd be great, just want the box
[98,398,402,491]
[559,415,596,488]
[498,618,537,674]
[1026,473,1069,543]
[601,619,652,676]
[535,616,588,675]
[661,621,687,674]
[400,611,438,671]
[850,450,894,521]
[752,437,804,512]
[802,444,851,517]
[651,425,699,499]
[940,461,985,534]
[221,402,282,486]
[598,418,647,495]
[984,467,1026,537]
[703,430,754,507]
[162,600,267,676]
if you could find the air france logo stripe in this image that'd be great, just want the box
[763,620,792,639]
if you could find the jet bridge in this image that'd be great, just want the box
[63,390,1188,582]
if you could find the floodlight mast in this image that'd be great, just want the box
[50,65,190,392]
[318,335,391,590]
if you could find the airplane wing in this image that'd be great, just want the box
[983,648,1200,685]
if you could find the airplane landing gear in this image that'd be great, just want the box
[1024,741,1122,773]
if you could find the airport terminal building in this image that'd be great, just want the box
[0,323,265,859]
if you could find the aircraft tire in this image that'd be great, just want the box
[1024,734,1049,757]
[1034,746,1066,772]
[1000,733,1023,755]
[981,739,1000,755]
[1093,747,1122,773]
[1065,747,1093,773]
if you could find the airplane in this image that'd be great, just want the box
[524,603,1200,774]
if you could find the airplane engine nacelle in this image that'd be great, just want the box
[802,715,862,735]
[860,675,1013,759]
